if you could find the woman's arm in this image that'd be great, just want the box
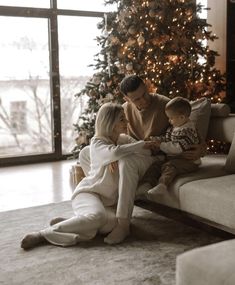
[90,137,146,167]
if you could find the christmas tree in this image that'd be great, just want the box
[73,0,226,155]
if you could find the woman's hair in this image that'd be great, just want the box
[165,97,191,117]
[119,74,144,95]
[95,102,123,138]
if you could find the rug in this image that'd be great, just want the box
[0,201,223,285]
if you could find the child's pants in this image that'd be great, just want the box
[40,193,117,246]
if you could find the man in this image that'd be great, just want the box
[79,74,205,244]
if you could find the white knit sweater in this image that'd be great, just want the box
[71,134,150,206]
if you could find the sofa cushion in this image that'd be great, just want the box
[211,103,231,117]
[207,115,235,142]
[190,98,211,140]
[145,155,227,209]
[225,131,235,173]
[176,239,235,285]
[179,174,235,229]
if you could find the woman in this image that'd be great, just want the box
[21,102,150,249]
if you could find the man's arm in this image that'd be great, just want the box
[182,129,207,160]
[182,142,207,160]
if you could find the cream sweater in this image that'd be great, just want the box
[72,134,151,206]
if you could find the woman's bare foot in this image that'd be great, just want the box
[21,232,46,250]
[49,217,67,226]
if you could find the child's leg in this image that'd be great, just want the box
[147,160,177,196]
[148,159,198,196]
[136,158,164,196]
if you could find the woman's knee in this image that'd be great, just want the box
[79,146,90,175]
[118,156,138,171]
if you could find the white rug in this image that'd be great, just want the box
[0,201,222,285]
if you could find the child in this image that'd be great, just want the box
[139,97,201,197]
[21,102,150,249]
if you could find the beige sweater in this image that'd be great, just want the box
[123,94,170,140]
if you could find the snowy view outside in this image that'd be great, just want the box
[0,1,117,158]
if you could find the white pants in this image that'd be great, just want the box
[79,146,159,220]
[40,193,117,246]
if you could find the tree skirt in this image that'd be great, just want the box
[0,201,222,285]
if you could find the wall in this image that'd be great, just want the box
[207,0,227,73]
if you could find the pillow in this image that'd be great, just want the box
[190,98,211,140]
[225,132,235,173]
[211,103,230,117]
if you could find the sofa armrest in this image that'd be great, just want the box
[207,114,235,143]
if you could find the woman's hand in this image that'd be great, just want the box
[109,161,118,174]
[143,140,160,155]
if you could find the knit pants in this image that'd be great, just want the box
[40,193,117,246]
[79,146,162,220]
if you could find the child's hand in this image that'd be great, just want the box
[109,161,118,174]
[143,140,160,153]
[144,140,161,148]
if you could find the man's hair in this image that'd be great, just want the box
[165,97,191,117]
[119,75,144,96]
[95,102,123,138]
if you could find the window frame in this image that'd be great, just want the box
[0,0,104,166]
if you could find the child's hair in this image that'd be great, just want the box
[95,102,123,138]
[165,97,191,117]
[119,74,144,95]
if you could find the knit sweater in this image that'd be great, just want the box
[123,93,170,140]
[71,134,151,206]
[159,120,200,156]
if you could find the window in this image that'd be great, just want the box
[10,101,27,134]
[0,2,105,165]
[0,0,49,8]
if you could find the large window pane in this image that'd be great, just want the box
[0,16,52,157]
[0,0,49,8]
[57,0,117,12]
[58,16,101,154]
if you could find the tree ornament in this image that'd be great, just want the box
[149,9,156,18]
[128,25,137,35]
[126,62,133,71]
[126,38,136,46]
[137,34,145,45]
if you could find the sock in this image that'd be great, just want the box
[49,217,67,226]
[147,183,167,196]
[104,219,130,245]
[21,232,46,250]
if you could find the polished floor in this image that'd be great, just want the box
[0,160,77,212]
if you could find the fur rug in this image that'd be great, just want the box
[0,201,222,285]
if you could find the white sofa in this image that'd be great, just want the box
[135,107,235,235]
[176,238,235,285]
[135,104,235,285]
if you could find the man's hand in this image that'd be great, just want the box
[182,142,207,160]
[109,161,118,174]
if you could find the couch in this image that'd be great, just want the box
[135,102,235,285]
[135,102,235,236]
